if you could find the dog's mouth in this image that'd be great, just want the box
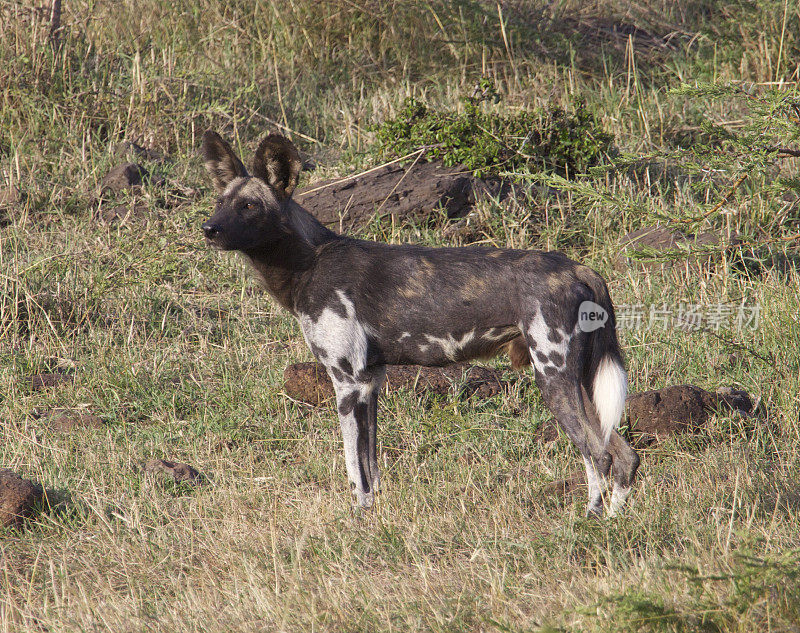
[205,236,225,250]
[202,222,229,250]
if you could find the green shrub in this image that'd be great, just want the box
[372,82,614,178]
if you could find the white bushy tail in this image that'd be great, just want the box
[592,355,627,446]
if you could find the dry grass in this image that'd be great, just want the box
[1,0,800,631]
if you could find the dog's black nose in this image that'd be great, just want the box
[202,223,220,239]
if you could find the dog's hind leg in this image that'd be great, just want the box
[524,329,611,516]
[580,385,639,516]
[536,374,611,516]
[331,366,386,509]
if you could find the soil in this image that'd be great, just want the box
[626,384,753,445]
[283,361,506,405]
[617,225,740,270]
[294,160,515,232]
[0,469,44,529]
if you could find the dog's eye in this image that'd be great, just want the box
[245,203,255,210]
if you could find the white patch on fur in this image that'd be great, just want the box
[332,378,377,508]
[480,325,520,343]
[398,331,411,341]
[592,356,627,446]
[523,309,570,373]
[608,484,631,517]
[300,292,381,509]
[422,330,476,361]
[582,455,604,515]
[481,326,519,342]
[299,290,368,376]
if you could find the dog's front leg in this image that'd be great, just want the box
[331,368,385,508]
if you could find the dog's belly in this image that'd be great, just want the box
[378,325,521,366]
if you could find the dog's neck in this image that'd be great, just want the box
[243,200,338,313]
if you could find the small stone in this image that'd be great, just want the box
[144,459,203,485]
[0,469,44,529]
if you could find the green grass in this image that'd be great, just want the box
[2,0,800,631]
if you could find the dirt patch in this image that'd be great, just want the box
[283,361,505,405]
[626,384,753,445]
[0,469,44,529]
[537,418,561,443]
[28,369,73,391]
[563,16,686,55]
[40,409,105,432]
[617,225,740,270]
[143,459,203,485]
[521,384,753,447]
[294,160,514,232]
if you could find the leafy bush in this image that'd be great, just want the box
[372,82,614,178]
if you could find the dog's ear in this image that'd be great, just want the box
[201,130,249,193]
[251,134,302,200]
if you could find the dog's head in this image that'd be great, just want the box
[200,131,302,251]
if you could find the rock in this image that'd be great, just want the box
[539,470,586,499]
[283,361,505,405]
[144,459,203,485]
[294,160,514,232]
[28,370,73,391]
[41,409,104,432]
[101,162,147,193]
[0,469,44,529]
[617,225,739,270]
[626,384,753,445]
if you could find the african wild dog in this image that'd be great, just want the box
[201,131,640,517]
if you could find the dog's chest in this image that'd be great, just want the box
[297,291,371,374]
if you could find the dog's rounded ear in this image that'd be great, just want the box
[201,130,249,193]
[251,134,302,200]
